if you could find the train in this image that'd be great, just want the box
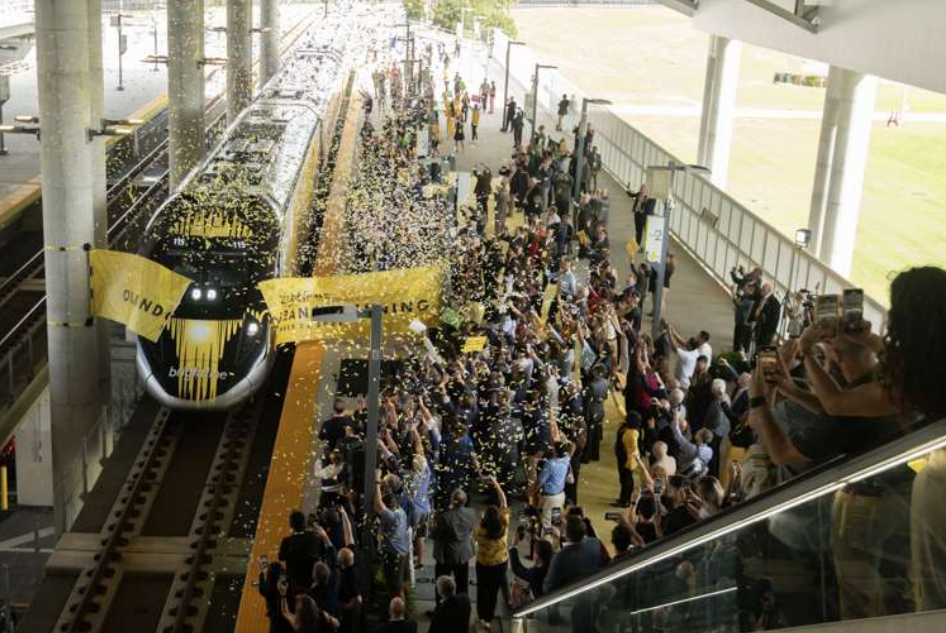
[136,3,385,410]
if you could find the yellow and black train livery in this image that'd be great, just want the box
[136,9,363,410]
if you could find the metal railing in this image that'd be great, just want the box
[491,28,888,330]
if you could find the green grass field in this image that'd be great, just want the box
[512,7,946,304]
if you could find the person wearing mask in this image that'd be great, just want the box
[474,476,510,630]
[279,511,336,589]
[374,597,416,633]
[429,576,472,633]
[430,489,477,608]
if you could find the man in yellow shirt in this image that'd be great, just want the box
[470,105,480,143]
[614,411,642,507]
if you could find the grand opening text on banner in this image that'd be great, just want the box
[257,265,445,345]
[90,250,193,342]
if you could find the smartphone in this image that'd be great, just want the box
[543,527,554,535]
[815,294,840,324]
[841,288,864,331]
[260,554,269,568]
[604,512,622,521]
[758,346,778,381]
[653,478,663,495]
[551,507,562,525]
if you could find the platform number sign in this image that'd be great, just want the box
[644,215,666,264]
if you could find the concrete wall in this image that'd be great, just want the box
[693,0,946,95]
[14,388,53,506]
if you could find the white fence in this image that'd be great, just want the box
[492,28,888,331]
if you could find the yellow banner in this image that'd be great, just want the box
[462,336,487,353]
[90,250,193,342]
[258,265,444,345]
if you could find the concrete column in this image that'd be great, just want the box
[168,0,205,190]
[227,0,253,121]
[807,66,877,277]
[697,35,742,189]
[34,0,101,534]
[88,0,112,415]
[259,0,280,86]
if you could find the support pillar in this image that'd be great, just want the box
[697,35,741,189]
[88,0,112,418]
[168,0,205,190]
[227,0,252,121]
[259,0,280,86]
[807,66,876,278]
[34,0,101,534]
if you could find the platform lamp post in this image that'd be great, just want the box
[111,11,133,91]
[0,75,9,156]
[309,304,383,598]
[501,39,525,128]
[530,63,556,139]
[646,161,712,342]
[572,97,612,208]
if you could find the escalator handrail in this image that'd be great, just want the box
[513,417,946,617]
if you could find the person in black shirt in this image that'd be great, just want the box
[509,527,553,598]
[337,548,361,633]
[279,511,337,588]
[320,399,354,451]
[308,561,340,619]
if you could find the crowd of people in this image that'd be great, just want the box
[256,29,946,633]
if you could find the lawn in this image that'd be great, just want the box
[511,6,946,304]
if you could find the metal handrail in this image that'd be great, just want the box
[0,296,45,355]
[513,417,946,617]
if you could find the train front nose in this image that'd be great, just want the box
[136,316,272,410]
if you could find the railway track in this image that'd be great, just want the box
[46,399,265,633]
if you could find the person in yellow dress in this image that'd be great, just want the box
[474,476,509,630]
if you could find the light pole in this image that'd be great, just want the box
[646,161,712,341]
[111,10,132,91]
[781,228,811,338]
[309,304,384,597]
[530,63,556,139]
[501,39,524,129]
[0,75,9,156]
[394,23,413,99]
[572,97,612,206]
[150,13,159,72]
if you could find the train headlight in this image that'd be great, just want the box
[190,288,203,301]
[206,288,218,301]
[247,321,260,337]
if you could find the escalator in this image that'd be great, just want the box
[511,419,946,633]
